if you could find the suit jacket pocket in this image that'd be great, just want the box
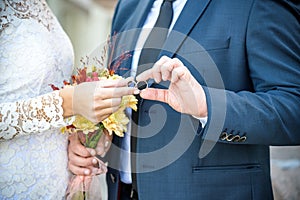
[178,36,231,55]
[192,163,261,173]
[191,164,272,200]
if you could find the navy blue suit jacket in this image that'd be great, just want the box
[106,0,300,199]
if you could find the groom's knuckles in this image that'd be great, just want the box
[171,67,185,83]
[136,69,153,82]
[173,57,183,66]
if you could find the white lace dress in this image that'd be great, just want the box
[0,0,74,199]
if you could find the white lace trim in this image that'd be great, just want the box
[0,91,66,141]
[0,0,54,33]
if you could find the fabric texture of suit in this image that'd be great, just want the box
[106,0,300,199]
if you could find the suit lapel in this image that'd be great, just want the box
[114,0,155,76]
[161,0,211,57]
[126,0,155,30]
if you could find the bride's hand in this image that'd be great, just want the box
[95,129,112,158]
[68,133,111,176]
[60,78,139,123]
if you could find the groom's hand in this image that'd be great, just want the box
[68,133,109,176]
[136,56,208,118]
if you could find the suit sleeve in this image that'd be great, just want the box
[202,0,300,145]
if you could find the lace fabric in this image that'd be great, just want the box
[0,91,66,140]
[0,0,54,33]
[0,0,74,199]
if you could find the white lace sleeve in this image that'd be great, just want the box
[0,91,66,141]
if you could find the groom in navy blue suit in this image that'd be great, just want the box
[68,0,300,199]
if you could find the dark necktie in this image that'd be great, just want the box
[136,0,175,76]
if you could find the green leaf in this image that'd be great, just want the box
[85,128,103,149]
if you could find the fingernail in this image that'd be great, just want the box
[84,169,90,175]
[92,158,98,164]
[104,141,110,148]
[90,149,96,156]
[100,152,106,158]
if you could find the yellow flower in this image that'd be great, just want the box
[108,74,122,80]
[102,110,130,137]
[121,95,138,111]
[72,115,99,134]
[60,126,67,134]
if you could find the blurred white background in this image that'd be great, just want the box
[47,0,117,67]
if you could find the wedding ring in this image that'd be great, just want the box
[136,81,148,90]
[127,79,148,90]
[127,80,137,88]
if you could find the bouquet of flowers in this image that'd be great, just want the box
[51,36,137,200]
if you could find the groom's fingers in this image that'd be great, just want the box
[140,88,169,104]
[136,56,184,83]
[136,67,157,83]
[171,65,187,83]
[136,56,170,83]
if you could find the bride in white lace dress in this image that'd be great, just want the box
[0,0,74,199]
[0,0,135,199]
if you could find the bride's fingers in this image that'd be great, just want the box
[95,78,132,88]
[95,131,112,157]
[95,87,137,100]
[68,151,102,175]
[91,157,108,175]
[94,97,122,109]
[94,105,120,122]
[68,146,96,167]
[68,162,90,176]
[68,134,91,157]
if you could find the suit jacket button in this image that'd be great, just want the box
[226,134,234,142]
[232,135,241,142]
[238,136,247,142]
[220,132,228,140]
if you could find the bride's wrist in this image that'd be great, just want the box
[59,86,74,118]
